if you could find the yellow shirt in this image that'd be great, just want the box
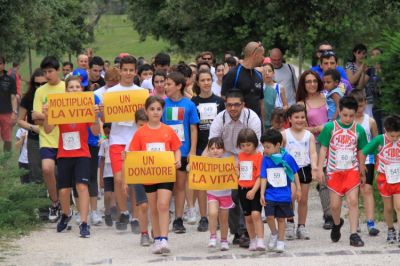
[33,81,65,148]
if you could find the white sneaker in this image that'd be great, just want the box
[220,241,229,251]
[187,208,197,225]
[75,212,81,225]
[152,240,162,254]
[160,239,170,254]
[208,237,217,248]
[268,233,278,250]
[90,211,102,226]
[296,225,310,240]
[276,240,285,253]
[248,239,257,251]
[285,222,296,240]
[256,238,266,251]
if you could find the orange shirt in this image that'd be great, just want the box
[238,152,263,188]
[128,123,181,152]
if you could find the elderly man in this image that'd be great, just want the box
[221,42,265,117]
[269,48,298,106]
[209,90,262,248]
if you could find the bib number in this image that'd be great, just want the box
[239,161,253,181]
[289,148,307,166]
[118,121,134,127]
[267,168,287,187]
[146,142,166,152]
[336,150,353,170]
[62,131,81,150]
[385,163,400,184]
[169,124,185,141]
[198,103,218,120]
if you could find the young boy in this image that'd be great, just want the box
[317,96,368,247]
[323,69,343,121]
[351,89,379,236]
[260,129,301,252]
[360,115,400,244]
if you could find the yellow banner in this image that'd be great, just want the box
[103,90,149,122]
[124,151,176,184]
[47,92,95,125]
[188,156,238,190]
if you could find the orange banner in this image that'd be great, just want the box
[103,90,149,122]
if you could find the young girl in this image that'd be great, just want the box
[206,137,234,251]
[191,69,225,231]
[323,69,343,121]
[211,63,224,97]
[128,96,182,254]
[162,72,199,234]
[43,76,100,238]
[282,104,318,240]
[237,128,264,251]
[15,128,29,183]
[270,108,287,132]
[151,70,167,99]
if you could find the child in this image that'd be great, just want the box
[260,129,301,252]
[138,64,154,86]
[270,108,287,132]
[323,69,343,121]
[162,72,199,234]
[206,137,234,251]
[15,128,29,183]
[150,70,167,99]
[360,115,400,244]
[317,96,368,247]
[237,128,264,251]
[43,76,100,238]
[128,96,182,254]
[262,63,288,115]
[98,123,115,227]
[282,104,318,240]
[351,89,379,236]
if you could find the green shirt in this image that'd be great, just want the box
[317,120,368,150]
[362,134,384,156]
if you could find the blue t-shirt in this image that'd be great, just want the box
[162,97,200,157]
[88,94,101,147]
[311,65,348,80]
[326,88,343,121]
[260,152,299,203]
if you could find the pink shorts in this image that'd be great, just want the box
[207,194,235,209]
[0,113,13,142]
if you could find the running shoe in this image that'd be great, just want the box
[220,241,229,251]
[130,219,140,234]
[285,222,296,240]
[172,218,186,234]
[140,233,151,247]
[186,208,197,225]
[248,239,257,251]
[197,217,208,232]
[152,239,162,254]
[48,203,60,223]
[323,215,334,230]
[367,220,380,236]
[276,240,285,253]
[268,233,278,250]
[79,222,90,238]
[208,237,217,248]
[104,214,113,227]
[296,225,310,240]
[387,228,396,244]
[90,211,102,226]
[350,233,364,247]
[57,214,70,232]
[160,239,170,253]
[116,212,129,231]
[256,238,266,251]
[330,218,344,242]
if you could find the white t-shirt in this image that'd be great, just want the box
[94,85,107,103]
[106,83,141,146]
[274,64,298,106]
[16,128,28,164]
[211,81,221,97]
[141,79,154,90]
[98,139,113,178]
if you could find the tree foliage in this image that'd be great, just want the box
[127,0,400,61]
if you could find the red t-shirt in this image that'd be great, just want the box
[128,123,181,152]
[57,123,92,158]
[238,152,263,188]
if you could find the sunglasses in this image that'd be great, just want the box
[252,42,263,55]
[321,50,336,57]
[34,82,47,87]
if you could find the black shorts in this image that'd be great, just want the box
[40,147,58,161]
[57,157,90,189]
[238,186,262,216]
[264,201,294,218]
[366,164,375,186]
[298,165,312,184]
[104,177,114,192]
[144,182,174,193]
[177,157,188,172]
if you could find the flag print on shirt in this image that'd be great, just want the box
[166,107,185,121]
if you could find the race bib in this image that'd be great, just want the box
[62,131,81,150]
[146,142,166,152]
[118,121,134,127]
[239,161,253,181]
[198,103,218,120]
[385,163,400,184]
[267,168,287,187]
[336,150,353,170]
[169,124,185,141]
[289,147,307,166]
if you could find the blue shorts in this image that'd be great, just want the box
[57,157,90,189]
[40,147,58,161]
[264,201,294,218]
[104,177,114,192]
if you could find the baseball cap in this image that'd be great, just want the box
[72,68,88,87]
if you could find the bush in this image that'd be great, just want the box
[0,155,48,236]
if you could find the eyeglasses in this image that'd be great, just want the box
[226,102,242,108]
[319,49,333,53]
[321,50,336,57]
[34,82,47,87]
[305,80,318,84]
[252,42,263,55]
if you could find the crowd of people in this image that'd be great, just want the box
[1,40,399,255]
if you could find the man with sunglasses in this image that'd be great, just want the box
[221,42,265,117]
[209,90,262,248]
[311,41,348,80]
[319,51,352,95]
[0,55,17,153]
